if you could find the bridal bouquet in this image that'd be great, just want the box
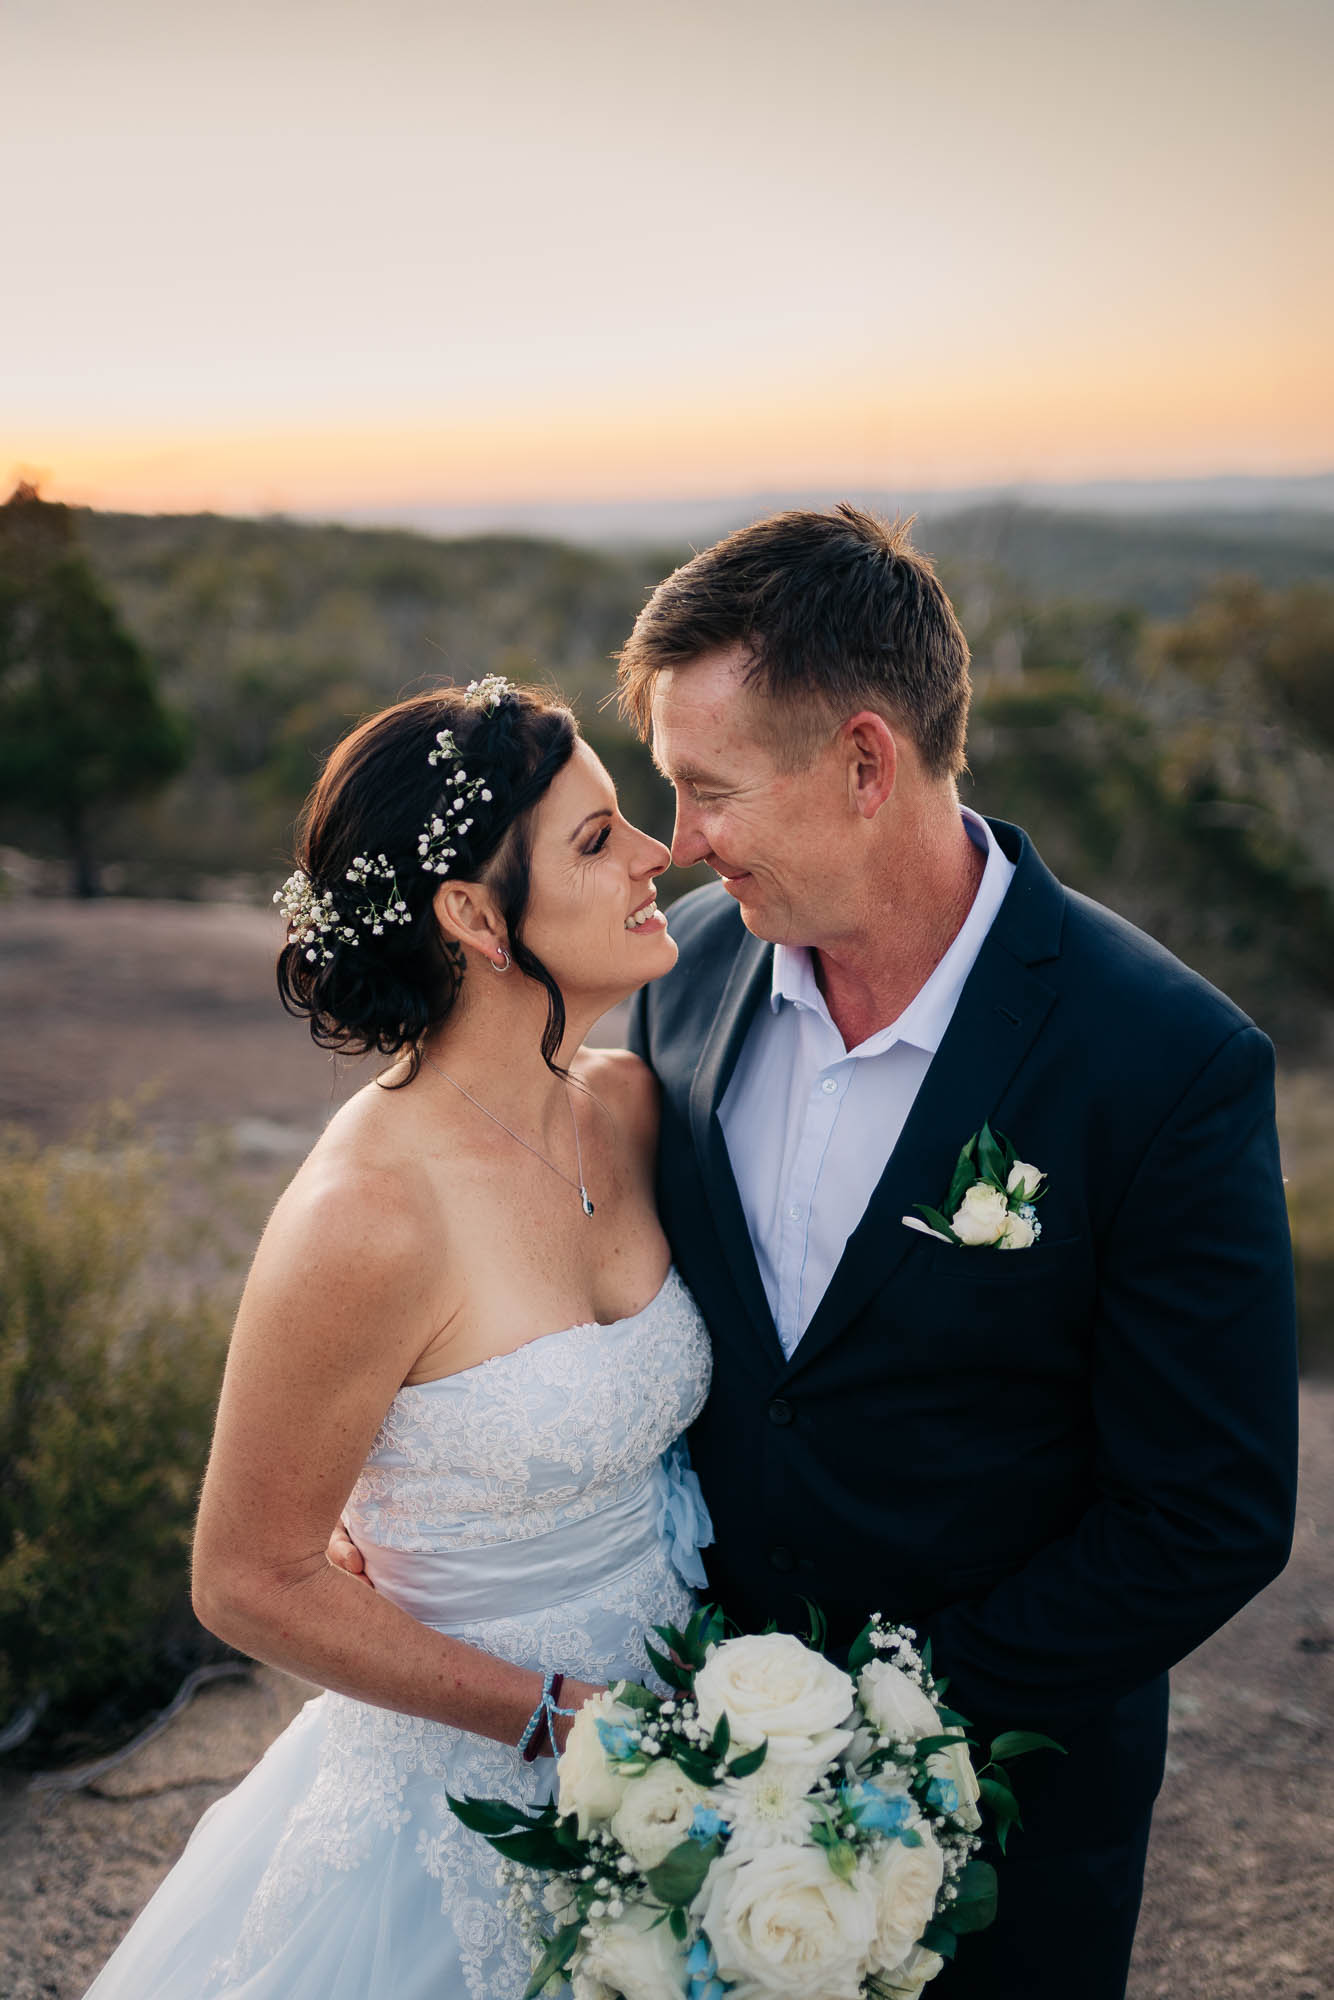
[449,1609,1058,2000]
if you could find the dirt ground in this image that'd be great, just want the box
[1,897,1330,1999]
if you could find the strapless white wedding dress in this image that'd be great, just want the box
[84,1267,713,2000]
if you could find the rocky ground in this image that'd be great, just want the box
[1,897,1330,1998]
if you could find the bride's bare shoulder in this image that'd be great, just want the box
[572,1046,660,1145]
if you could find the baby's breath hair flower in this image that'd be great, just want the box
[465,673,513,710]
[274,870,361,964]
[275,853,412,961]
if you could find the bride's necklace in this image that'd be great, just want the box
[419,1052,595,1217]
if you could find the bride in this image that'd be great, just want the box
[84,677,714,1999]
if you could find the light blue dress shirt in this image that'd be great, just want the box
[718,809,1016,1355]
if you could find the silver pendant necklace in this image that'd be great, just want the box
[420,1052,595,1217]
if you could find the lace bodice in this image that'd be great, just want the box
[346,1264,712,1555]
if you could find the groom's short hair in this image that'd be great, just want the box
[617,503,971,778]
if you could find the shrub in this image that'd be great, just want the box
[0,1115,232,1752]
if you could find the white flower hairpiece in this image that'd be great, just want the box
[418,676,513,874]
[276,678,519,954]
[275,852,412,963]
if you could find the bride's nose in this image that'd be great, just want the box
[631,827,671,878]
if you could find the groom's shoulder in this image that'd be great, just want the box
[662,878,747,960]
[1051,874,1258,1050]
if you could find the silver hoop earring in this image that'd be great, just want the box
[490,948,512,973]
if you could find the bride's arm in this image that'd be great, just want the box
[191,1162,601,1751]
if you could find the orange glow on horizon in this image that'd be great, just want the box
[12,331,1332,520]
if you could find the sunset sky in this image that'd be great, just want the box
[5,0,1331,520]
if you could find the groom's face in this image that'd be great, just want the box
[649,646,852,947]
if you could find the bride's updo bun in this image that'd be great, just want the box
[277,684,576,1075]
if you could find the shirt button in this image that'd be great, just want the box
[769,1544,795,1572]
[788,1205,801,1221]
[768,1398,794,1427]
[821,1077,838,1094]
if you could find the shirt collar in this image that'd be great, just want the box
[769,807,1015,1056]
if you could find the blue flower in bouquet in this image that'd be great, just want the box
[839,1781,914,1837]
[686,1934,730,2000]
[688,1806,729,1844]
[595,1720,638,1761]
[925,1775,960,1813]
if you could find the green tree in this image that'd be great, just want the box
[0,484,188,895]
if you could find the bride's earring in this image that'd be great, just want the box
[490,947,512,973]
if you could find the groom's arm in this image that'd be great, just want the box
[930,1023,1299,1731]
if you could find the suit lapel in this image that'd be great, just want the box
[778,824,1065,1384]
[687,928,784,1360]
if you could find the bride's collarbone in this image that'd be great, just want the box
[404,1200,671,1386]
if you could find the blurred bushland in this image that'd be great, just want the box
[0,1114,236,1758]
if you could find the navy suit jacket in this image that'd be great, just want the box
[628,820,1298,1745]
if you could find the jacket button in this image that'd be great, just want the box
[768,1398,794,1426]
[769,1545,795,1572]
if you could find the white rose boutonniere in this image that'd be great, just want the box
[902,1122,1046,1251]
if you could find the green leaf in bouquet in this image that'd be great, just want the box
[644,1833,720,1907]
[977,1777,1023,1854]
[847,1618,877,1673]
[920,1637,933,1673]
[613,1680,661,1714]
[824,1837,858,1883]
[643,1639,693,1692]
[522,1919,584,2000]
[798,1596,829,1652]
[724,1740,768,1779]
[909,1732,975,1761]
[671,1744,721,1787]
[976,1122,1011,1191]
[919,1919,959,1960]
[668,1907,689,1943]
[946,1858,999,1934]
[710,1711,731,1760]
[446,1794,554,1839]
[987,1730,1066,1763]
[931,1703,971,1730]
[490,1827,581,1871]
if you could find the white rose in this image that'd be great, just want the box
[696,1845,878,2000]
[926,1736,983,1832]
[693,1632,855,1751]
[557,1687,636,1839]
[875,1942,946,1997]
[1006,1160,1044,1201]
[609,1758,714,1870]
[950,1183,1010,1246]
[998,1210,1036,1251]
[573,1905,687,2000]
[865,1823,945,1975]
[857,1661,939,1745]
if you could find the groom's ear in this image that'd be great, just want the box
[841,711,898,819]
[431,878,508,963]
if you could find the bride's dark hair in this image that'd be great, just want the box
[277,685,577,1079]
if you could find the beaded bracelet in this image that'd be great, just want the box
[518,1669,577,1763]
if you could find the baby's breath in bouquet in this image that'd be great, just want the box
[449,1608,1060,2000]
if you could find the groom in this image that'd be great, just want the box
[618,504,1298,2000]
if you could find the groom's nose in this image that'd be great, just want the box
[669,796,711,870]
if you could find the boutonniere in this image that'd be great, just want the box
[903,1122,1046,1249]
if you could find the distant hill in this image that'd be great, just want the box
[1,499,1328,1053]
[321,471,1334,556]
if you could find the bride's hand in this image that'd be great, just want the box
[326,1516,373,1587]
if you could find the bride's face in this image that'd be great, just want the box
[516,738,676,1000]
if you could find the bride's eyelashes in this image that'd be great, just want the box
[584,823,612,856]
